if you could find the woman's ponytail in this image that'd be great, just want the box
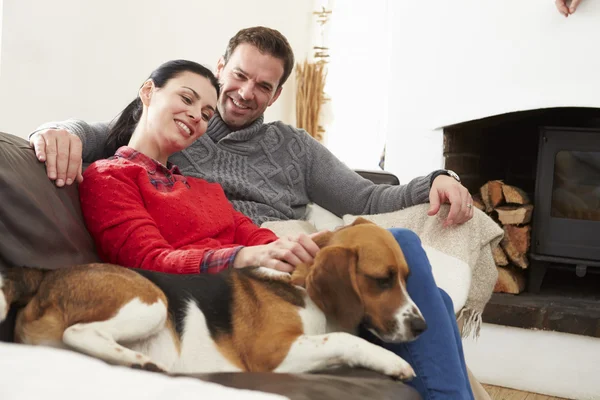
[103,97,143,158]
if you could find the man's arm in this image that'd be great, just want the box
[306,137,434,216]
[32,119,111,163]
[304,134,474,225]
[30,119,112,186]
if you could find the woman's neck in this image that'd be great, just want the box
[128,123,169,166]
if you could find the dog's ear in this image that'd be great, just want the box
[290,230,336,287]
[313,230,335,248]
[290,263,309,287]
[306,246,363,330]
[292,231,334,287]
[351,217,374,226]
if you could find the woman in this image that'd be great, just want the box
[80,60,319,275]
[79,59,475,399]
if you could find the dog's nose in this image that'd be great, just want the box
[410,317,427,337]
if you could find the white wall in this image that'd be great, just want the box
[322,0,390,171]
[0,0,3,76]
[0,0,314,138]
[384,0,600,183]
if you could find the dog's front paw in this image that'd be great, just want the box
[131,362,167,373]
[376,351,416,381]
[350,341,417,381]
[384,359,416,381]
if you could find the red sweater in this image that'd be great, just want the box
[79,147,278,274]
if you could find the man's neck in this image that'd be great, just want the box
[207,113,265,143]
[218,113,257,131]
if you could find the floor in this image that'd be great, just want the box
[483,385,567,400]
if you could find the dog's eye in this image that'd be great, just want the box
[372,275,395,289]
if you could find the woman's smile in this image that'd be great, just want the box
[175,119,193,137]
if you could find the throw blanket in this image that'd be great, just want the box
[263,204,503,339]
[342,204,503,339]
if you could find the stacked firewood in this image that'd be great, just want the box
[473,180,533,294]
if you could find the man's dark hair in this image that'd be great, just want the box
[223,26,295,88]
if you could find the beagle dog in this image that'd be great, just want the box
[0,218,426,379]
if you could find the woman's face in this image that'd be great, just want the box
[142,71,218,155]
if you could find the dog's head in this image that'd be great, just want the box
[303,218,426,343]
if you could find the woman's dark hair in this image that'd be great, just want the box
[104,59,220,157]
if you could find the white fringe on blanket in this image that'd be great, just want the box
[457,308,483,339]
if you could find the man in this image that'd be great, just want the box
[30,27,476,398]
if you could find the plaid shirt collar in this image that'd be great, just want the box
[113,146,188,191]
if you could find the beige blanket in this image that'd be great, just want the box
[342,204,503,338]
[263,204,504,339]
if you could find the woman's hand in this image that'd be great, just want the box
[233,233,320,272]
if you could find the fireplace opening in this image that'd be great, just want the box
[443,107,600,337]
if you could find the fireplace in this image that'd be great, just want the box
[442,108,600,337]
[443,107,600,294]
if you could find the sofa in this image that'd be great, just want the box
[0,131,421,400]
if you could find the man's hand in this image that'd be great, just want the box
[428,175,473,227]
[556,0,582,17]
[30,129,83,187]
[234,233,321,272]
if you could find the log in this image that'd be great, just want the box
[479,182,493,213]
[480,180,505,212]
[496,205,534,225]
[472,194,485,212]
[488,180,505,209]
[492,245,509,267]
[502,184,531,205]
[494,266,526,294]
[500,225,531,269]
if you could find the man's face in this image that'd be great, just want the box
[215,43,284,130]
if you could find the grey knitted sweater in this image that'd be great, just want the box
[41,115,435,225]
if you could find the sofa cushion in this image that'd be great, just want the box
[0,131,100,271]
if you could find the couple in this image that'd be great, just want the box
[31,27,476,399]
